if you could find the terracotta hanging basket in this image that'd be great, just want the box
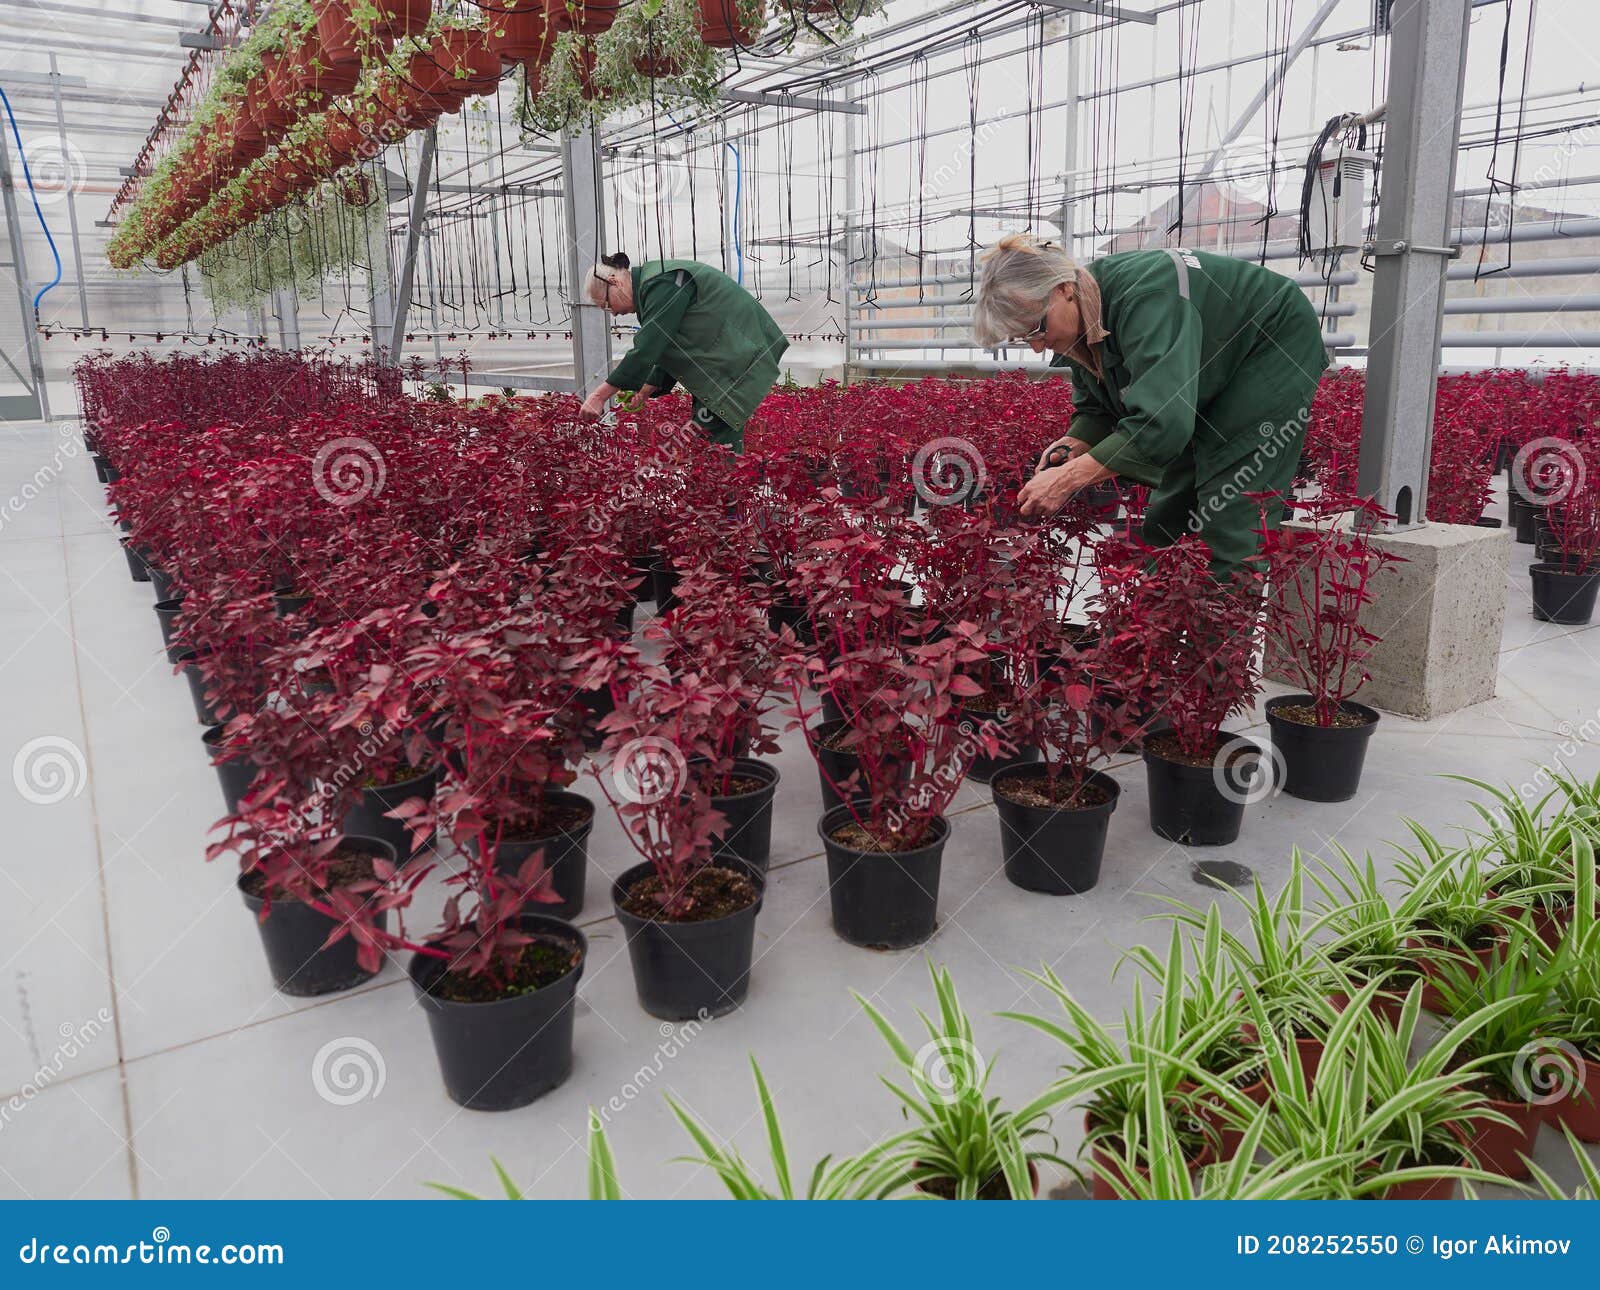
[376,0,433,39]
[697,0,765,47]
[544,0,622,38]
[492,4,559,66]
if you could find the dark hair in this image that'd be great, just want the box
[600,251,631,271]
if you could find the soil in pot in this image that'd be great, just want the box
[991,766,1119,895]
[1265,696,1379,803]
[818,806,948,950]
[613,861,763,1020]
[1530,562,1600,625]
[697,758,780,872]
[238,837,393,996]
[410,914,585,1111]
[916,1161,1039,1200]
[1142,730,1259,846]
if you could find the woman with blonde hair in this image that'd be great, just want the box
[973,233,1328,572]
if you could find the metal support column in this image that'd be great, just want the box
[1060,9,1081,257]
[0,118,48,421]
[387,125,436,363]
[1357,0,1474,529]
[560,126,611,396]
[842,92,858,382]
[49,54,89,330]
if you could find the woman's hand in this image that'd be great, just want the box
[579,383,617,420]
[1017,453,1115,519]
[1035,434,1090,473]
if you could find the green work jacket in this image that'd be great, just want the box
[1053,248,1329,487]
[620,259,789,432]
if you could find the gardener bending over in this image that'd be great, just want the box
[579,252,790,453]
[972,234,1329,573]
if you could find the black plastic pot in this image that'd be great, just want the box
[175,649,221,725]
[958,706,1039,785]
[92,453,113,484]
[578,682,616,752]
[238,835,394,997]
[1531,562,1600,625]
[341,765,442,859]
[1514,502,1539,545]
[768,598,815,647]
[204,723,260,814]
[809,717,910,812]
[631,551,657,603]
[1265,696,1380,803]
[651,558,681,614]
[818,806,948,949]
[409,913,586,1111]
[153,597,186,661]
[121,537,151,582]
[615,597,635,637]
[273,591,311,619]
[613,858,764,1020]
[991,767,1119,895]
[1474,516,1504,529]
[149,565,177,603]
[1142,730,1260,846]
[699,758,780,872]
[468,790,593,920]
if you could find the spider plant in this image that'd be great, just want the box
[854,962,1060,1199]
[1392,822,1512,951]
[429,1110,623,1200]
[1451,776,1581,922]
[665,1057,894,1199]
[1525,1125,1600,1199]
[1549,834,1600,1057]
[1305,844,1427,998]
[1247,977,1518,1197]
[1155,849,1336,1039]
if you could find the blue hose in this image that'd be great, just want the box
[0,80,63,316]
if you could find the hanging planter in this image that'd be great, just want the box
[315,0,367,69]
[490,0,560,65]
[440,25,505,95]
[696,0,765,47]
[376,0,433,39]
[545,0,623,37]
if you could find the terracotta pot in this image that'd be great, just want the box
[1180,1074,1270,1162]
[697,0,765,47]
[316,0,365,67]
[494,4,559,64]
[546,0,621,37]
[375,0,432,38]
[1086,1110,1215,1200]
[1464,1094,1545,1179]
[440,27,504,93]
[1407,934,1505,1013]
[1549,1050,1600,1143]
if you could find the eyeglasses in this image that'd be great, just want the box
[592,269,612,308]
[1011,283,1071,346]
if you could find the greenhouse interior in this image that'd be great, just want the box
[6,0,1600,1211]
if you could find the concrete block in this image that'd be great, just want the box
[1269,520,1511,721]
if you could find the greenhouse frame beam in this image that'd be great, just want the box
[0,118,46,421]
[381,128,435,364]
[1358,0,1475,531]
[561,126,611,398]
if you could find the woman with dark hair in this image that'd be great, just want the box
[579,252,789,452]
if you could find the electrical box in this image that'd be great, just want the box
[1305,148,1374,256]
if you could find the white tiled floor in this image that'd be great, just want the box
[2,416,1597,1199]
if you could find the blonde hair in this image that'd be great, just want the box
[971,233,1080,347]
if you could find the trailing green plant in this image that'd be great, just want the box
[854,962,1060,1199]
